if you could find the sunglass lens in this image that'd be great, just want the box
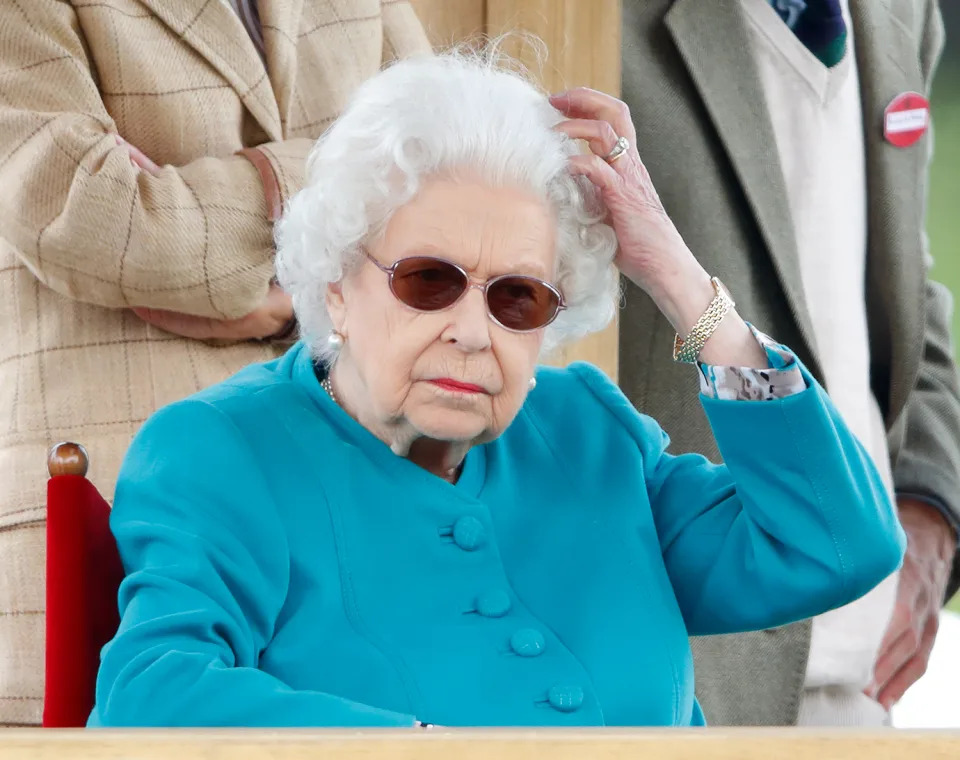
[487,276,561,331]
[391,257,467,311]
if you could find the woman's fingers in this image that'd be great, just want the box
[870,627,918,697]
[554,118,624,162]
[567,153,623,196]
[549,87,637,143]
[562,121,659,208]
[132,308,219,340]
[876,616,937,709]
[115,134,161,175]
[552,91,697,297]
[132,285,293,340]
[872,613,938,709]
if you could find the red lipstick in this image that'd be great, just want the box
[429,379,487,394]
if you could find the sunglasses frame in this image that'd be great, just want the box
[363,249,566,333]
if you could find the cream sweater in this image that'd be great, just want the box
[741,0,899,726]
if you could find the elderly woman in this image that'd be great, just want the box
[89,51,904,728]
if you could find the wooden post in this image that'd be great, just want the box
[408,0,622,381]
[409,0,486,47]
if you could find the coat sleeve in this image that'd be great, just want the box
[889,0,960,597]
[90,400,416,727]
[573,360,906,636]
[0,0,304,319]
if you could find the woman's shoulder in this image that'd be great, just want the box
[111,359,300,560]
[531,361,647,420]
[129,349,317,457]
[536,360,630,401]
[523,361,667,454]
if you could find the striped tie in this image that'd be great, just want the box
[768,0,848,67]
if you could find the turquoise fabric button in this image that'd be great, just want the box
[548,685,584,713]
[475,590,511,618]
[510,628,546,657]
[452,516,486,551]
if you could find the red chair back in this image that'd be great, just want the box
[43,443,124,728]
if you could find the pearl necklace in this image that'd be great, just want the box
[320,376,338,405]
[323,374,461,482]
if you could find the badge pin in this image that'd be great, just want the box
[884,91,930,148]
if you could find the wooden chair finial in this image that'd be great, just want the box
[48,442,89,478]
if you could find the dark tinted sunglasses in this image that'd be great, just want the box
[364,250,565,332]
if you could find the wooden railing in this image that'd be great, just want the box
[409,0,621,381]
[2,730,959,759]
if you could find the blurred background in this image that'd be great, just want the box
[932,4,959,614]
[891,2,960,729]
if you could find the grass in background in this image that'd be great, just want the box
[927,62,960,614]
[929,64,960,338]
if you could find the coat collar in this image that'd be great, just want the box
[137,0,292,141]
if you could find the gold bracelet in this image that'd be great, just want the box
[672,277,735,364]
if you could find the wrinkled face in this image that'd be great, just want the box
[327,175,557,444]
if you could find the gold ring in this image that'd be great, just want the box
[603,135,629,163]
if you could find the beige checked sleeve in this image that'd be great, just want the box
[238,0,429,219]
[0,0,312,321]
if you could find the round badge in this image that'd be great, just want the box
[883,91,930,148]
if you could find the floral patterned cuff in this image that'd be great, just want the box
[698,325,807,401]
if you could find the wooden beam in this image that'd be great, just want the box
[485,0,620,94]
[4,730,960,759]
[485,0,621,379]
[407,0,622,379]
[409,0,486,48]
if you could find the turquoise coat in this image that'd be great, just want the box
[89,342,904,727]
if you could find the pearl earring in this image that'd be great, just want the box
[528,376,537,391]
[327,330,344,352]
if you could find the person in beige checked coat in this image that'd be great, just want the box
[0,0,430,725]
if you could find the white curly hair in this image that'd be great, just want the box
[275,44,619,362]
